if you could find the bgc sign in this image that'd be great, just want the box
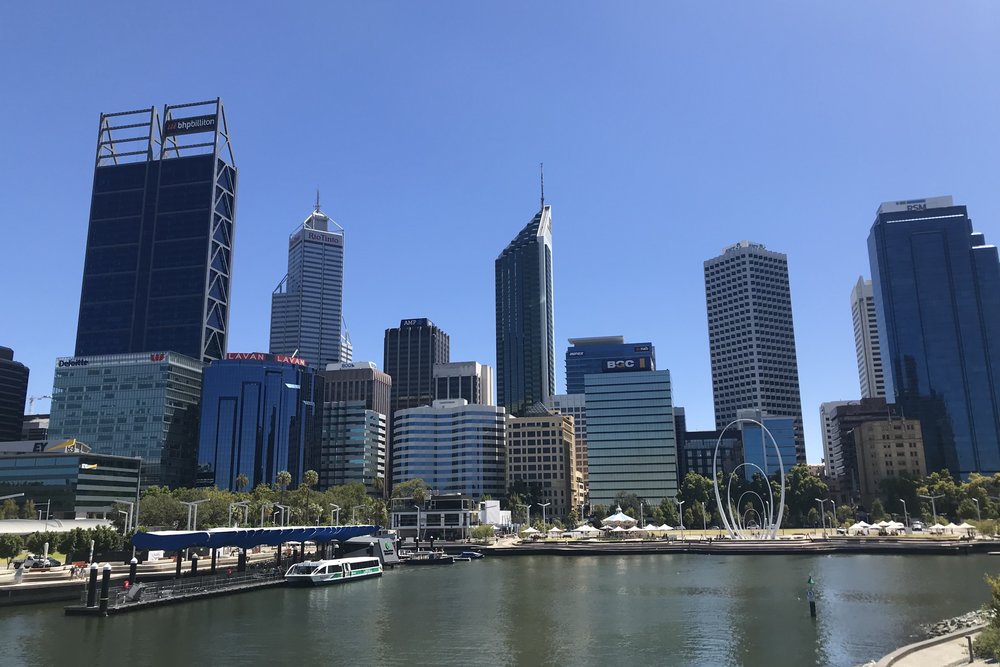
[603,357,652,373]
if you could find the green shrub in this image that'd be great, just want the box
[974,626,1000,660]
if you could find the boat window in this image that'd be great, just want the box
[330,564,342,573]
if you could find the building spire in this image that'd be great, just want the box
[540,162,545,211]
[315,188,321,213]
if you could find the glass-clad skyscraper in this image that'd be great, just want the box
[75,100,236,363]
[736,409,796,480]
[0,346,29,442]
[196,353,317,491]
[565,336,655,395]
[269,204,350,368]
[496,205,555,417]
[868,196,1000,476]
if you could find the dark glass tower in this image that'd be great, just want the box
[383,319,450,490]
[565,336,655,395]
[75,100,237,362]
[496,205,555,416]
[0,347,29,441]
[868,196,1000,476]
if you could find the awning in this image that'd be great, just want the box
[132,525,380,552]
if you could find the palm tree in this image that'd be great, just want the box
[235,473,249,493]
[276,470,292,510]
[302,470,319,523]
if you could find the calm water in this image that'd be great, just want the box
[1,553,996,667]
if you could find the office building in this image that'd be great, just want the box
[384,318,449,490]
[819,398,896,494]
[565,336,655,395]
[854,419,926,505]
[22,414,49,441]
[508,408,581,519]
[851,277,885,399]
[320,362,391,415]
[392,399,506,499]
[585,369,677,507]
[269,202,350,368]
[390,494,477,541]
[677,423,742,480]
[318,402,385,495]
[0,347,29,441]
[0,440,141,519]
[869,196,1000,476]
[736,409,796,480]
[48,352,202,487]
[75,100,236,362]
[704,241,806,463]
[820,400,853,478]
[196,353,317,491]
[548,393,589,500]
[433,361,494,405]
[496,204,555,416]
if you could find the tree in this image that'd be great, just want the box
[25,532,59,555]
[658,498,679,526]
[137,486,186,530]
[958,498,979,521]
[471,524,495,541]
[784,465,829,527]
[235,473,249,492]
[91,525,124,553]
[276,470,292,508]
[59,528,93,560]
[566,509,580,528]
[591,504,608,524]
[806,507,820,527]
[19,499,35,520]
[391,478,428,504]
[0,499,18,519]
[613,492,643,520]
[0,533,24,567]
[870,498,886,522]
[974,575,1000,660]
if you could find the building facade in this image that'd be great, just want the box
[819,398,896,498]
[196,353,317,491]
[736,409,796,480]
[0,441,141,519]
[679,428,742,480]
[704,241,805,463]
[565,336,655,396]
[75,101,236,363]
[320,362,392,416]
[0,347,29,442]
[868,195,1000,476]
[547,393,589,500]
[851,277,885,399]
[21,414,49,441]
[507,411,580,519]
[585,369,677,507]
[49,352,202,486]
[854,418,926,505]
[318,402,385,495]
[392,399,506,499]
[269,204,349,369]
[433,361,494,405]
[384,318,449,490]
[390,494,477,541]
[496,205,555,416]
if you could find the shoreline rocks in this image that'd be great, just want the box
[920,608,990,637]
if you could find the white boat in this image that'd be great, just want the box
[284,557,383,586]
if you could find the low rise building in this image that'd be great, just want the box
[390,494,476,541]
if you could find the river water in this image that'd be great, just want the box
[1,553,996,666]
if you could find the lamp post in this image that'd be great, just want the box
[700,501,708,531]
[0,493,24,502]
[180,499,210,530]
[352,505,365,525]
[899,499,909,529]
[814,498,826,537]
[537,502,551,528]
[413,505,421,543]
[329,504,341,525]
[117,510,129,533]
[826,499,837,532]
[518,504,531,529]
[919,493,944,526]
[259,502,274,527]
[228,501,249,527]
[973,498,982,522]
[674,498,685,540]
[275,504,289,527]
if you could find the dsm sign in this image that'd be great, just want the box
[603,357,651,372]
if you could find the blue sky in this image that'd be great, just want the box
[2,2,998,463]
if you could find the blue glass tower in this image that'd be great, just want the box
[196,353,317,491]
[738,411,796,480]
[868,196,1000,476]
[565,336,655,395]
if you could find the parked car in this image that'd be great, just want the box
[12,555,61,569]
[911,521,924,532]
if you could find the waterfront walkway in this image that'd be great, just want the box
[873,625,986,666]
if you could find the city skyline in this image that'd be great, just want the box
[3,4,999,465]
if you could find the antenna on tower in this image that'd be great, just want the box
[540,162,545,211]
[315,188,321,213]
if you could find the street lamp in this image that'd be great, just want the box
[118,500,135,532]
[700,500,708,531]
[973,498,982,522]
[329,504,341,525]
[274,504,290,527]
[180,499,210,530]
[814,498,826,537]
[413,504,421,543]
[228,501,249,527]
[919,493,944,526]
[352,504,365,525]
[0,493,25,502]
[259,502,274,527]
[825,499,837,531]
[536,502,551,528]
[674,497,685,540]
[639,502,644,528]
[899,499,909,528]
[116,509,129,533]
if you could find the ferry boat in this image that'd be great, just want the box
[399,550,455,565]
[284,557,383,586]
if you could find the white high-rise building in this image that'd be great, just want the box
[704,241,805,463]
[851,276,884,399]
[819,401,852,477]
[269,203,350,369]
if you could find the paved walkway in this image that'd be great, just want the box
[876,628,987,666]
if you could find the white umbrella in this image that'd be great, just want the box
[522,527,539,534]
[626,525,644,532]
[944,522,960,534]
[610,526,626,532]
[642,524,660,531]
[876,520,891,528]
[658,524,674,531]
[547,526,564,534]
[573,524,599,533]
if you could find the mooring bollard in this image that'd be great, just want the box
[237,548,246,572]
[86,563,99,607]
[128,557,138,586]
[807,575,817,618]
[98,564,112,614]
[175,552,183,579]
[211,548,217,575]
[190,553,199,576]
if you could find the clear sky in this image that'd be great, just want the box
[2,2,998,463]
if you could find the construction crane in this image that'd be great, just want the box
[28,395,52,414]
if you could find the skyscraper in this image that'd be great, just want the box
[496,204,555,416]
[269,202,349,368]
[433,361,494,405]
[75,100,236,362]
[704,241,805,463]
[851,277,885,399]
[868,195,1000,476]
[0,347,29,442]
[383,319,450,490]
[565,336,655,396]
